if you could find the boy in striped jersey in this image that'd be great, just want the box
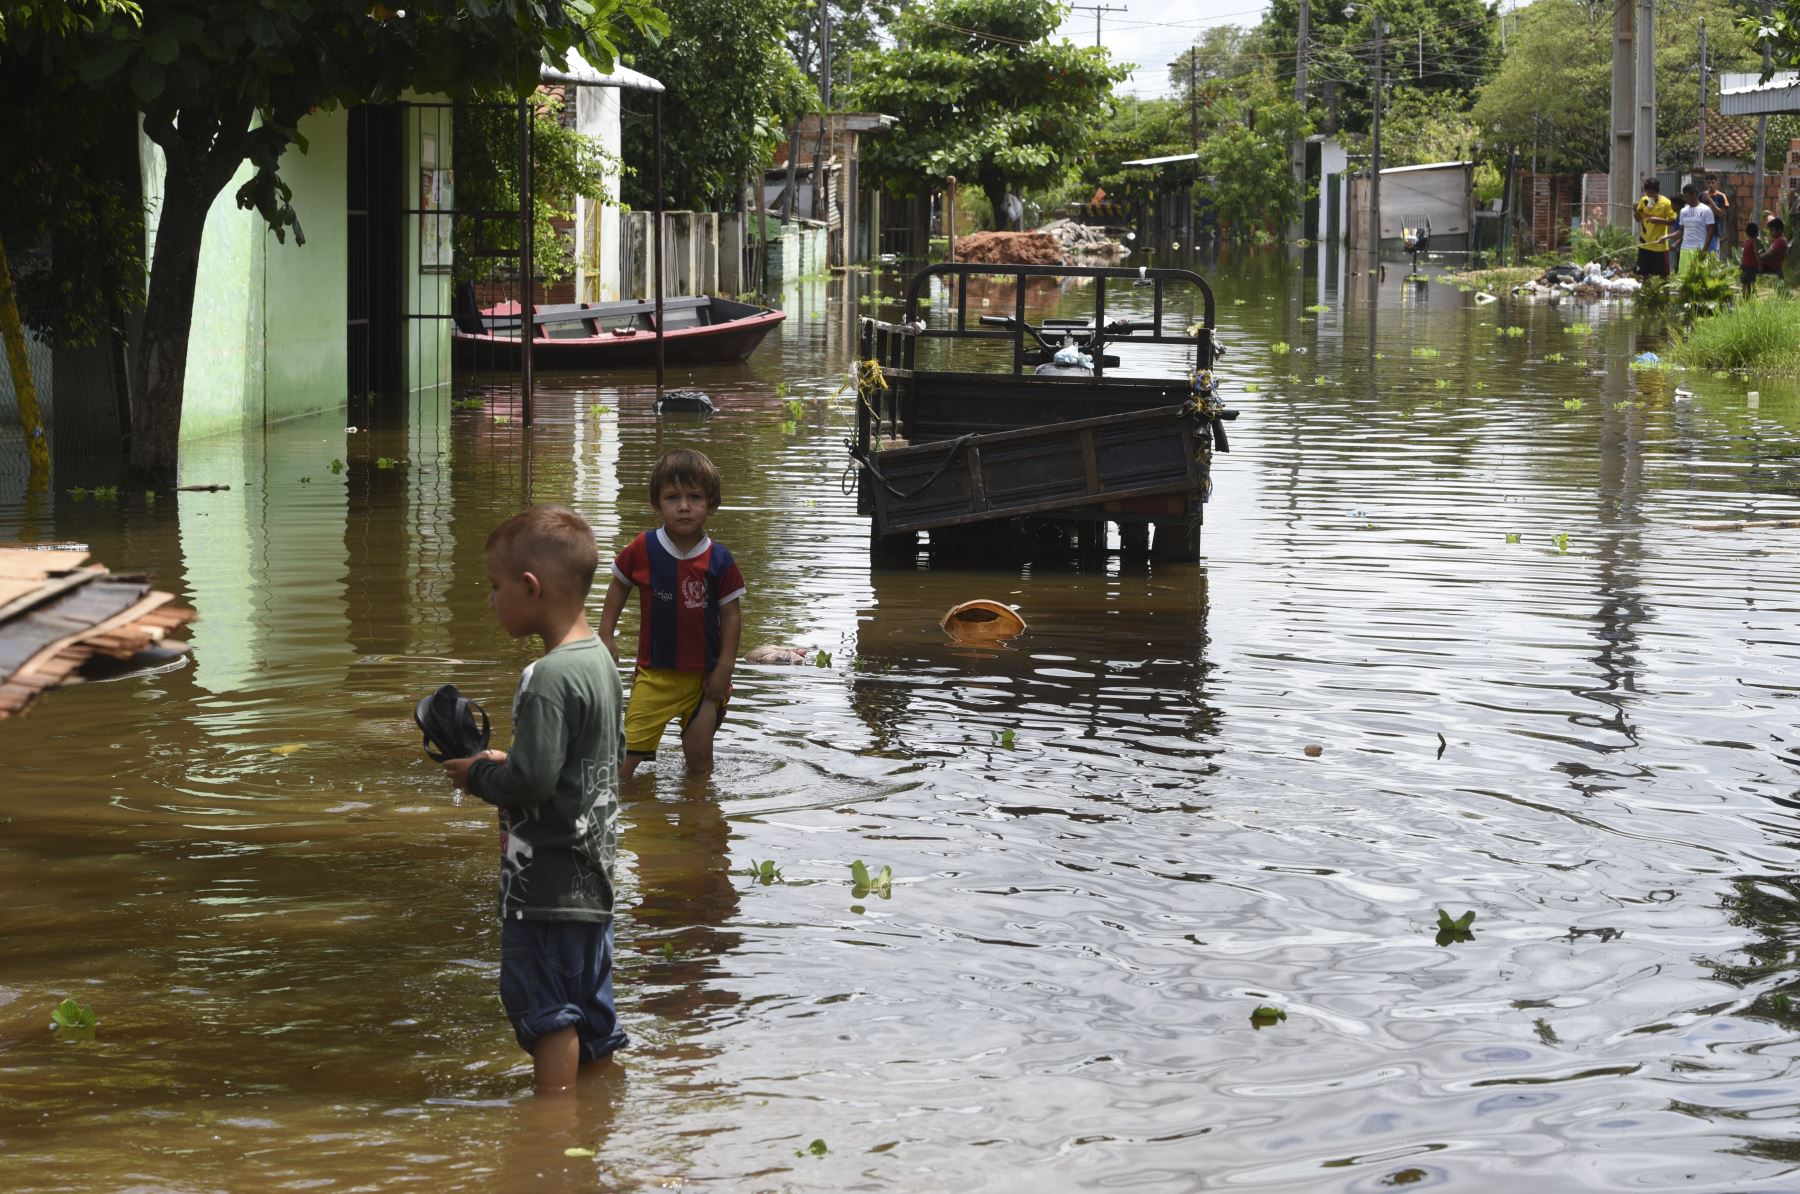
[600,449,745,779]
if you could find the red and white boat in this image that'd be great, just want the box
[452,289,784,372]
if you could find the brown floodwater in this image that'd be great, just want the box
[5,247,1800,1191]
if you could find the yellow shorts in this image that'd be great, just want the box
[624,667,727,756]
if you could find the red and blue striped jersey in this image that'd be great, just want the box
[611,528,746,673]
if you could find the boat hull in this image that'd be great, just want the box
[452,305,783,372]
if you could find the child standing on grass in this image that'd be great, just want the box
[600,449,744,780]
[443,505,627,1096]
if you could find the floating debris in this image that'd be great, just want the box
[0,548,194,719]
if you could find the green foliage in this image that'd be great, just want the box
[1671,296,1800,371]
[1570,223,1635,268]
[1270,340,1290,355]
[50,996,96,1037]
[1477,0,1762,173]
[814,649,832,667]
[992,727,1016,749]
[1435,908,1476,946]
[1263,0,1498,140]
[1248,1004,1287,1026]
[1749,2,1800,73]
[0,64,144,348]
[454,89,616,287]
[1675,255,1741,321]
[1552,532,1569,554]
[1504,532,1521,544]
[845,0,1129,219]
[620,0,811,210]
[850,859,893,897]
[1374,87,1481,169]
[1562,397,1583,411]
[747,858,783,883]
[452,397,485,411]
[375,456,398,469]
[1194,96,1310,235]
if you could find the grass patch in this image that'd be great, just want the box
[1669,296,1800,372]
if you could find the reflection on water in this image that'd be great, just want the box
[5,249,1800,1190]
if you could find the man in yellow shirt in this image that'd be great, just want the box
[1634,177,1676,277]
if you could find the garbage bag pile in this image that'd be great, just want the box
[1514,260,1640,298]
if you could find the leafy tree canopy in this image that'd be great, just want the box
[1474,0,1762,174]
[1746,0,1800,73]
[1260,0,1499,138]
[844,0,1129,222]
[620,0,812,210]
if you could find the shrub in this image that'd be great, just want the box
[1570,224,1634,267]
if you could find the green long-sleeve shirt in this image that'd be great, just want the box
[468,636,622,922]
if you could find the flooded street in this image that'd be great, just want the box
[5,248,1800,1191]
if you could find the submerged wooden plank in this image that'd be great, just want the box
[14,592,171,680]
[0,566,105,624]
[0,548,89,578]
[0,580,150,675]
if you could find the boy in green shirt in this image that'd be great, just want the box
[443,505,627,1095]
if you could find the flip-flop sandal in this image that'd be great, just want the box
[413,683,491,762]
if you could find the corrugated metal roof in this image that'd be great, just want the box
[541,51,664,93]
[1120,152,1200,167]
[1380,160,1473,175]
[1719,71,1800,117]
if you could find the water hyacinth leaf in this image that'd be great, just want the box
[50,998,96,1033]
[1436,908,1476,932]
[1249,1005,1287,1026]
[850,859,870,888]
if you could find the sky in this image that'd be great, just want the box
[1054,0,1275,99]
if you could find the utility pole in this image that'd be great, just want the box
[1369,13,1384,264]
[1189,51,1199,149]
[820,0,832,111]
[1289,0,1309,243]
[1609,0,1636,230]
[1070,4,1126,49]
[1634,0,1656,200]
[1698,18,1707,167]
[1755,0,1772,222]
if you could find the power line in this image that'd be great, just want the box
[1069,3,1128,49]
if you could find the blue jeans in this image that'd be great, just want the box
[498,918,628,1063]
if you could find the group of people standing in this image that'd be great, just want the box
[1634,174,1788,294]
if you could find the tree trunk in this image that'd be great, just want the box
[980,176,1008,233]
[0,231,50,491]
[130,108,249,488]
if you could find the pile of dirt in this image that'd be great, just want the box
[953,231,1066,265]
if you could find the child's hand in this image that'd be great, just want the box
[703,669,732,705]
[444,749,506,791]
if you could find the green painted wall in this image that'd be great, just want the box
[141,109,350,444]
[264,111,348,419]
[133,102,450,450]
